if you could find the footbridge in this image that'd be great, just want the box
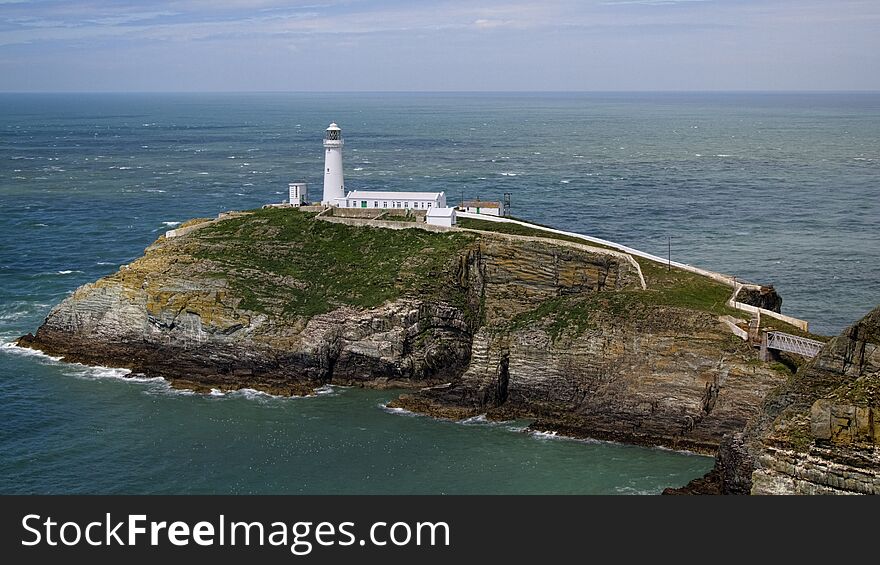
[760,331,825,361]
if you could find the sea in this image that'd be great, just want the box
[1,92,877,494]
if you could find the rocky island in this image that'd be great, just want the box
[18,207,877,493]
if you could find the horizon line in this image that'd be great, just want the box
[2,89,880,95]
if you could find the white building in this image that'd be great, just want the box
[426,205,456,227]
[333,190,446,211]
[288,182,307,207]
[322,123,345,205]
[310,122,456,226]
[461,200,502,216]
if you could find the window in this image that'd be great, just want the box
[327,168,330,172]
[383,201,387,208]
[361,201,367,208]
[374,201,378,208]
[427,202,432,208]
[404,201,409,208]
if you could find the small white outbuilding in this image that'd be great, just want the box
[426,206,456,228]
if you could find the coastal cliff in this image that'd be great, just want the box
[20,208,788,454]
[747,305,879,494]
[667,305,880,494]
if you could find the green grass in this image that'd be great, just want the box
[460,216,740,319]
[457,217,620,252]
[186,208,823,346]
[190,208,475,318]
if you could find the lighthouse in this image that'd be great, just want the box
[322,122,345,205]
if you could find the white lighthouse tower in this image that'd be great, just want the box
[322,122,345,205]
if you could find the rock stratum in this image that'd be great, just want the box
[21,208,809,469]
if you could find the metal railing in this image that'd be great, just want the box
[763,331,824,359]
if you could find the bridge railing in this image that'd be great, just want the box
[761,331,825,360]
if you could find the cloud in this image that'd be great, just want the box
[473,18,513,29]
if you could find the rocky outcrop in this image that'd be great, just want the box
[745,305,880,494]
[395,305,783,453]
[19,211,639,395]
[673,304,880,494]
[736,285,782,313]
[19,209,788,455]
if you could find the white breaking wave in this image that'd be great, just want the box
[1,341,63,362]
[458,414,489,425]
[313,384,337,396]
[378,402,420,417]
[0,341,155,387]
[528,429,603,446]
[161,221,181,227]
[55,270,82,275]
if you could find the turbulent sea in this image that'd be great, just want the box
[1,92,877,494]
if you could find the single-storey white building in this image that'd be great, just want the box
[288,182,307,207]
[460,200,501,216]
[333,190,447,211]
[426,205,457,228]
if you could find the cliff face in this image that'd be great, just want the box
[20,209,638,392]
[745,305,880,494]
[19,208,785,453]
[396,302,780,453]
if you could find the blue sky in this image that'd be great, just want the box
[1,0,878,91]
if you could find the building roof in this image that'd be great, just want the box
[427,206,456,217]
[327,123,341,130]
[462,200,500,208]
[344,190,444,201]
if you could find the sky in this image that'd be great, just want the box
[0,0,878,91]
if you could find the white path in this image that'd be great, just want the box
[456,212,810,331]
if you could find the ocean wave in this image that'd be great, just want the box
[55,270,83,275]
[163,383,342,401]
[64,365,156,383]
[528,429,603,445]
[314,384,337,396]
[458,414,489,425]
[613,486,656,495]
[378,402,420,417]
[0,341,63,362]
[161,221,181,227]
